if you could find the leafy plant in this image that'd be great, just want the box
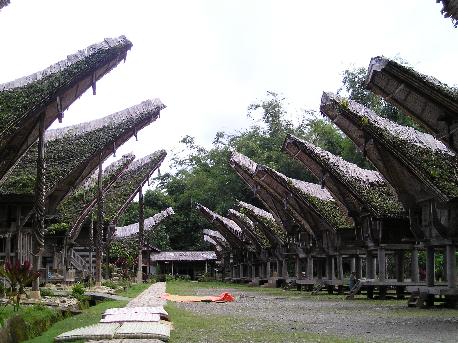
[71,283,86,301]
[0,260,40,311]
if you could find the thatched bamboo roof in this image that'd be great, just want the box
[203,229,229,250]
[229,151,296,232]
[227,209,270,249]
[114,207,174,239]
[203,235,224,255]
[320,92,458,204]
[104,150,167,223]
[0,99,164,212]
[253,165,354,233]
[196,203,245,249]
[283,134,405,219]
[58,153,134,242]
[237,201,286,246]
[437,0,458,27]
[366,56,458,152]
[0,36,132,182]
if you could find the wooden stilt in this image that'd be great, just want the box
[32,112,46,294]
[446,245,456,289]
[426,246,435,287]
[95,157,103,287]
[136,186,144,283]
[411,248,420,282]
[378,247,386,282]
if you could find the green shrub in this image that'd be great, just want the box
[71,283,85,298]
[39,288,54,297]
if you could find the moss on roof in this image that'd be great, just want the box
[367,56,458,102]
[196,204,247,249]
[0,99,164,196]
[321,92,458,200]
[228,208,271,249]
[104,150,166,223]
[285,134,405,218]
[237,201,287,243]
[259,166,354,231]
[0,36,132,150]
[55,153,134,236]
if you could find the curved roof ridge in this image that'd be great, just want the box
[0,36,131,91]
[114,207,174,239]
[45,99,164,142]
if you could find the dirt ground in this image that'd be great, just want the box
[174,287,458,343]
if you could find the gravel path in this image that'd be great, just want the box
[174,287,458,343]
[127,282,166,308]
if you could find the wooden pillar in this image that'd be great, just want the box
[239,263,244,278]
[136,186,144,283]
[266,261,271,278]
[316,258,323,279]
[337,255,344,281]
[395,250,405,282]
[32,112,46,293]
[446,245,456,289]
[326,256,334,280]
[276,259,281,277]
[325,257,329,279]
[295,256,301,279]
[282,259,288,278]
[350,257,356,273]
[366,251,375,279]
[426,246,435,287]
[251,264,256,279]
[377,247,386,282]
[411,248,420,283]
[356,256,362,279]
[95,157,104,287]
[5,234,11,261]
[442,250,447,282]
[307,256,313,279]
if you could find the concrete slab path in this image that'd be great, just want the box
[55,282,170,342]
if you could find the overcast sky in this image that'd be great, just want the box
[1,0,457,174]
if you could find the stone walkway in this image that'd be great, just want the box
[56,282,170,342]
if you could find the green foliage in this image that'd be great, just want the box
[0,304,62,342]
[39,288,54,297]
[104,151,166,222]
[71,283,86,302]
[22,300,128,343]
[339,66,416,127]
[0,260,40,311]
[46,222,69,235]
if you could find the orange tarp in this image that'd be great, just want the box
[161,292,235,303]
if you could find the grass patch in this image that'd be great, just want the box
[166,302,359,343]
[0,304,62,341]
[23,281,151,342]
[23,300,127,343]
